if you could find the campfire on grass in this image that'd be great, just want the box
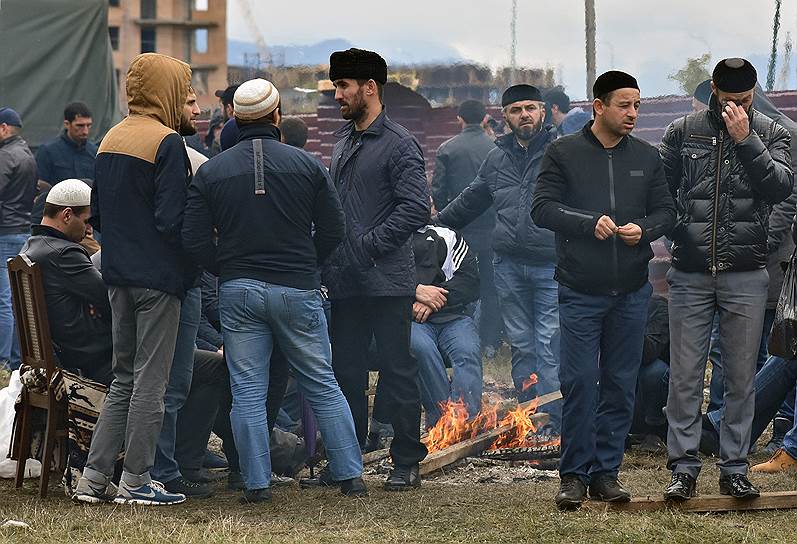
[426,374,560,455]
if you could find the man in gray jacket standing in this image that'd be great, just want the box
[0,107,36,371]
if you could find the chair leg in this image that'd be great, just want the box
[14,396,31,489]
[39,403,59,498]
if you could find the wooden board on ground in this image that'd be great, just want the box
[583,491,797,513]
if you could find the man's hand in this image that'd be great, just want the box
[617,223,643,246]
[721,101,750,143]
[413,302,434,323]
[416,284,448,311]
[594,215,618,240]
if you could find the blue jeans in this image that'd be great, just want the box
[220,279,362,490]
[0,233,28,369]
[558,282,652,483]
[152,287,201,483]
[493,254,561,431]
[707,355,797,446]
[411,317,482,427]
[635,359,669,432]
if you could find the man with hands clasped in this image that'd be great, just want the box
[532,70,676,510]
[660,58,793,502]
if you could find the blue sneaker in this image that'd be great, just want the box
[114,480,186,505]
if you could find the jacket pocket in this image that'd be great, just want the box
[681,148,712,192]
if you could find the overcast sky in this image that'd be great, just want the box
[229,0,797,100]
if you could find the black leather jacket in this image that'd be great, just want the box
[660,96,794,274]
[20,225,112,374]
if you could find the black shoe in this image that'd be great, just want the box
[163,476,213,499]
[664,472,697,501]
[364,431,389,453]
[588,474,631,502]
[719,474,760,499]
[764,417,791,456]
[340,477,368,497]
[228,471,245,491]
[698,414,720,456]
[384,464,420,491]
[240,487,272,504]
[555,474,587,511]
[299,465,335,488]
[203,449,229,470]
[182,468,225,483]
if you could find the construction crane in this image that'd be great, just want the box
[235,0,271,68]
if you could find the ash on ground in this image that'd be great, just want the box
[364,457,558,486]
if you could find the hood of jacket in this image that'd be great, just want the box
[126,53,191,131]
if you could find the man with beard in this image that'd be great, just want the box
[436,85,562,435]
[532,71,675,509]
[150,89,209,499]
[660,58,793,501]
[322,48,430,490]
[73,53,196,506]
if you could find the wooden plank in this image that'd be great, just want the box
[583,491,797,513]
[362,447,390,465]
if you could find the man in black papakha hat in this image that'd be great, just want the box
[532,70,676,510]
[436,84,563,433]
[320,48,431,491]
[660,58,794,501]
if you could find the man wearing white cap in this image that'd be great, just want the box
[183,78,365,503]
[20,179,113,384]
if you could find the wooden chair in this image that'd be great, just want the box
[7,254,68,498]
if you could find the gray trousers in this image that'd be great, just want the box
[666,267,768,478]
[83,287,181,487]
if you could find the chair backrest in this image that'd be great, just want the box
[7,254,58,380]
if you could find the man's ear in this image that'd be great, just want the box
[63,119,70,130]
[592,98,604,117]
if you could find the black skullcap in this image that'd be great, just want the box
[501,84,543,107]
[457,100,487,124]
[214,84,240,106]
[693,79,712,105]
[329,48,388,85]
[593,70,640,99]
[712,58,757,93]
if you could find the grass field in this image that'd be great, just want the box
[3,364,797,543]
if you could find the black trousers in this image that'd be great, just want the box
[331,296,427,466]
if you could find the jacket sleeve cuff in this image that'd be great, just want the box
[734,129,767,163]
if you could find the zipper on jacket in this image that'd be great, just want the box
[709,132,724,277]
[689,134,718,146]
[607,151,619,290]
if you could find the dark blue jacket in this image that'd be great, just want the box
[322,111,431,299]
[35,131,98,184]
[182,123,345,291]
[437,127,558,263]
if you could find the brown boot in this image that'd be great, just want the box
[751,448,797,473]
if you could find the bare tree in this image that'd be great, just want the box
[585,0,597,99]
[767,0,782,91]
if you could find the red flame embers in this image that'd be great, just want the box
[425,374,555,453]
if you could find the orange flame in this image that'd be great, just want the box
[425,374,553,453]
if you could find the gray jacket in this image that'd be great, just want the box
[0,135,37,234]
[431,125,496,251]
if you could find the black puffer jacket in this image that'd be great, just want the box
[437,127,557,263]
[660,96,794,274]
[322,111,431,299]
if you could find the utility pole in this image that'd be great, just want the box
[585,0,597,99]
[767,0,782,91]
[510,0,518,85]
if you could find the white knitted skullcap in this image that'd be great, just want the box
[233,78,280,120]
[46,179,91,207]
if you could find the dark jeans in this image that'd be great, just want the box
[706,355,797,447]
[558,282,652,483]
[631,359,670,437]
[475,248,502,349]
[175,349,228,476]
[331,296,428,467]
[708,308,774,412]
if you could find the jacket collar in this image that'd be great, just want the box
[333,109,388,139]
[707,93,756,131]
[581,120,630,150]
[237,122,281,143]
[495,125,555,158]
[462,125,484,135]
[0,134,22,150]
[31,223,74,242]
[60,130,85,151]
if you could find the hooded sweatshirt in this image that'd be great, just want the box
[90,53,195,298]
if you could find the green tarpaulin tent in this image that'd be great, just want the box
[0,0,120,148]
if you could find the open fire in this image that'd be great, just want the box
[426,374,560,454]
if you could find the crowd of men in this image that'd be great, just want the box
[1,48,797,511]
